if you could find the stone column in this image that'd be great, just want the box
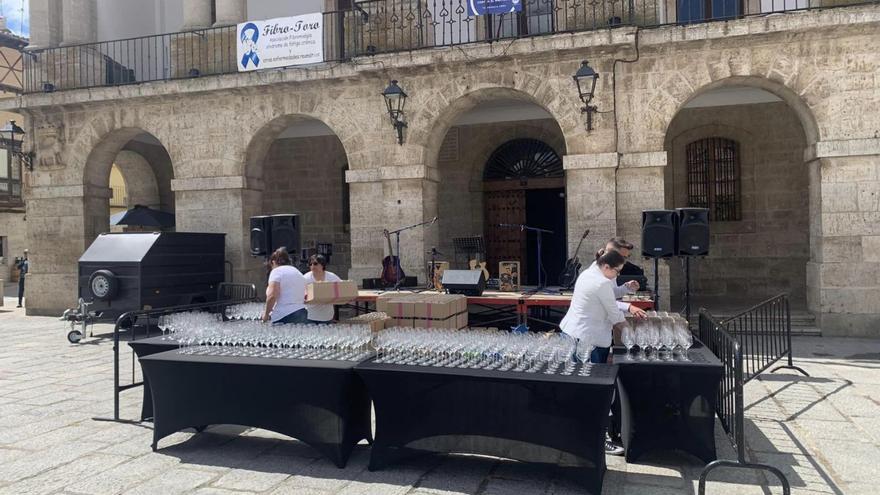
[346,165,439,285]
[60,0,97,46]
[24,183,109,316]
[25,0,63,50]
[214,0,248,27]
[182,0,214,30]
[805,138,880,336]
[171,176,262,289]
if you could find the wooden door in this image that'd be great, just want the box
[485,189,527,279]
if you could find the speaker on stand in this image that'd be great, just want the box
[270,214,302,256]
[249,215,272,256]
[641,210,678,311]
[677,208,710,322]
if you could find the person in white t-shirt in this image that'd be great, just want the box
[303,254,342,324]
[261,247,308,325]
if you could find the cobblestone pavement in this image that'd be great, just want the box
[1,301,877,494]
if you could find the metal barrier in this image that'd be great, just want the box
[721,293,809,382]
[696,294,810,495]
[24,0,879,93]
[217,282,258,302]
[104,284,258,423]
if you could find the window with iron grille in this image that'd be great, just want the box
[685,137,741,221]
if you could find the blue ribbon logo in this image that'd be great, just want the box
[240,22,260,69]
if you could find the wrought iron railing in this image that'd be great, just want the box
[23,0,878,93]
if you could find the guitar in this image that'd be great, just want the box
[558,229,590,288]
[468,259,490,283]
[380,230,405,287]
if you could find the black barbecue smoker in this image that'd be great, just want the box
[62,232,226,342]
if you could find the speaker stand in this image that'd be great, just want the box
[652,257,660,312]
[685,256,692,323]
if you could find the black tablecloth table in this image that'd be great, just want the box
[614,341,723,463]
[139,350,372,468]
[356,360,618,494]
[129,336,178,421]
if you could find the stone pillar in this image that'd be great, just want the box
[346,165,439,285]
[214,0,248,27]
[114,151,161,210]
[60,0,97,46]
[805,138,880,337]
[616,151,670,311]
[182,0,214,30]
[563,153,619,253]
[24,183,108,316]
[171,176,261,289]
[26,0,63,50]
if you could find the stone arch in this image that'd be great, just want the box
[113,151,160,209]
[242,114,350,185]
[417,84,585,171]
[81,127,175,241]
[669,76,820,148]
[663,82,813,310]
[466,120,568,187]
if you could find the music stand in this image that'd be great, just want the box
[452,236,485,269]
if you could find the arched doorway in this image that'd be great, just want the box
[83,130,174,242]
[483,138,566,285]
[434,95,567,286]
[664,85,810,311]
[243,115,350,284]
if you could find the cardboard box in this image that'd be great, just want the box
[387,317,413,328]
[306,280,358,304]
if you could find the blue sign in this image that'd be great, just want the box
[467,0,523,16]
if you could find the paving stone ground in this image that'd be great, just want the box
[0,298,877,494]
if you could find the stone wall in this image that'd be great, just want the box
[665,102,809,308]
[261,135,351,278]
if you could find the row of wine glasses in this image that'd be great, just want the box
[373,327,596,376]
[621,314,694,361]
[158,311,221,340]
[167,320,373,361]
[224,302,263,321]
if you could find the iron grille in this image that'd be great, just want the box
[483,138,562,182]
[685,137,741,221]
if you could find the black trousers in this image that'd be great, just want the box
[17,277,24,306]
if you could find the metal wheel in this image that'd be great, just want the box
[67,330,83,344]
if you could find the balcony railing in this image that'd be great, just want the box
[23,0,877,94]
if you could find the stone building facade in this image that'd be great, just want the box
[6,1,880,335]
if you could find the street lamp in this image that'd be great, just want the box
[573,60,600,131]
[381,80,408,145]
[0,120,34,171]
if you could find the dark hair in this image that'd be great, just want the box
[596,249,626,269]
[607,237,634,251]
[270,247,292,267]
[308,254,327,269]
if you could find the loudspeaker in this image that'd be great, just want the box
[249,215,272,256]
[677,208,710,256]
[442,269,486,296]
[641,210,678,258]
[270,214,301,255]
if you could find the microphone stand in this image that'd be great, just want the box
[386,217,438,291]
[497,223,555,295]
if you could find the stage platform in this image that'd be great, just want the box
[351,289,653,329]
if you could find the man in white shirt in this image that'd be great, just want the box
[589,238,647,319]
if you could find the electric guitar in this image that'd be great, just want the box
[558,228,590,288]
[469,259,490,283]
[380,230,405,287]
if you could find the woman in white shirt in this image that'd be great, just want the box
[559,250,629,364]
[261,247,308,325]
[303,254,342,324]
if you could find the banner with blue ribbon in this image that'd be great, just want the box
[239,22,261,69]
[467,0,523,16]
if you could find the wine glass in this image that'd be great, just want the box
[621,323,636,360]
